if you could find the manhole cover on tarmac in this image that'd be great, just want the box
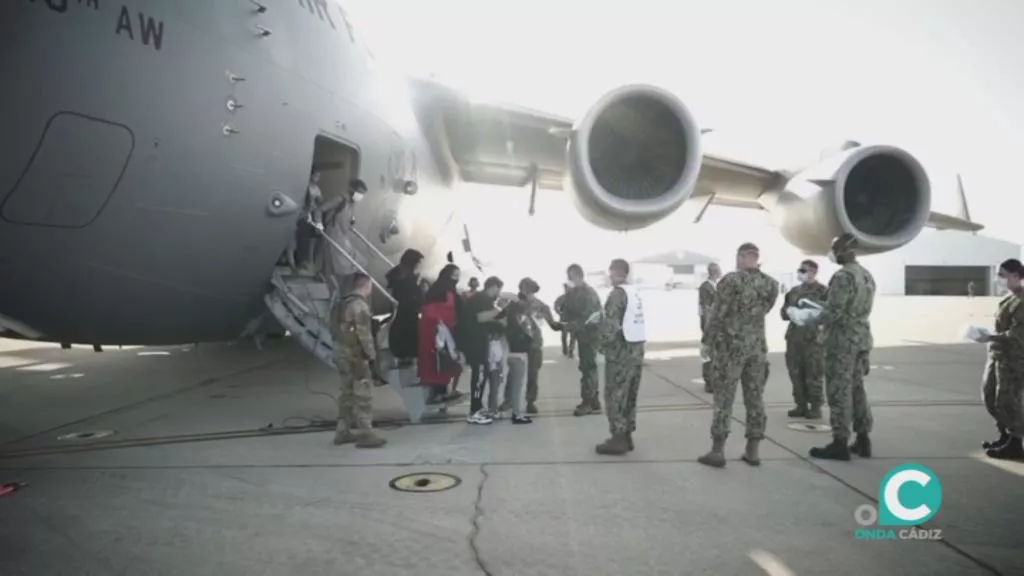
[389,472,461,493]
[56,430,116,441]
[786,422,831,433]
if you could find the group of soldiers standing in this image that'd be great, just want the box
[695,234,877,467]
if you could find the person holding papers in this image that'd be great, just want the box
[977,259,1024,460]
[803,234,876,461]
[780,260,829,420]
[593,259,646,455]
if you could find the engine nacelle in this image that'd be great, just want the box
[566,85,703,230]
[773,145,931,255]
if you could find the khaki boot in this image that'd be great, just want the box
[355,431,387,449]
[805,405,822,420]
[741,438,761,466]
[698,437,727,468]
[333,428,357,445]
[573,401,600,417]
[595,434,630,456]
[787,404,807,418]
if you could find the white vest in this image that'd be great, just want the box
[620,285,646,343]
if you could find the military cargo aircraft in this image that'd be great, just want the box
[1,1,980,353]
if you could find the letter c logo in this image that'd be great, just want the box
[879,464,943,526]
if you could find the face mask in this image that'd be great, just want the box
[352,192,364,203]
[998,277,1009,290]
[796,272,807,283]
[567,280,577,288]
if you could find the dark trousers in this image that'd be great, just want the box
[561,330,576,356]
[469,363,489,413]
[526,348,542,403]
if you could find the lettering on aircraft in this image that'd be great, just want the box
[29,0,99,14]
[298,0,336,31]
[115,5,164,52]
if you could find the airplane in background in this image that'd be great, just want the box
[0,1,981,357]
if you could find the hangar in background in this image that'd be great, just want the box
[863,230,1021,296]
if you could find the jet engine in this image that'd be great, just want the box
[773,145,931,255]
[566,85,704,230]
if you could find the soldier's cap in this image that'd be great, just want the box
[519,277,540,294]
[483,276,503,290]
[831,233,859,254]
[349,178,368,193]
[800,259,818,271]
[737,242,760,254]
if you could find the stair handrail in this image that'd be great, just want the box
[307,217,398,307]
[350,227,395,269]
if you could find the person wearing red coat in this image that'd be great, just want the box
[419,264,464,403]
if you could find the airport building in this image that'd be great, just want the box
[860,230,1021,296]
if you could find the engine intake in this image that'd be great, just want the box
[566,85,703,230]
[776,145,931,255]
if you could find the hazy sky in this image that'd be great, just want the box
[344,0,1024,273]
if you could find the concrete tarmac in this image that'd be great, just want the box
[0,294,1021,576]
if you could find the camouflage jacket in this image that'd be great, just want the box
[702,269,779,355]
[561,283,602,341]
[781,281,829,344]
[332,292,376,362]
[815,262,875,353]
[989,292,1024,361]
[698,280,716,321]
[600,286,645,364]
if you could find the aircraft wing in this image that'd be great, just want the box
[409,78,981,237]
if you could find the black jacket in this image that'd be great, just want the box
[385,266,422,359]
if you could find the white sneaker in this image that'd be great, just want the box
[466,411,494,425]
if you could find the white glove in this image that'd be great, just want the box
[786,306,804,325]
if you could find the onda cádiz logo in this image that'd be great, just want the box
[854,464,943,541]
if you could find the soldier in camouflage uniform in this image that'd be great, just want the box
[555,283,577,358]
[698,243,779,468]
[698,263,721,394]
[562,263,604,416]
[805,234,875,460]
[499,278,562,414]
[332,273,387,448]
[781,259,829,419]
[979,258,1024,460]
[595,259,646,455]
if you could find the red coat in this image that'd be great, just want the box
[418,291,462,386]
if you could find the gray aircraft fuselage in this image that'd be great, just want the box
[1,1,464,345]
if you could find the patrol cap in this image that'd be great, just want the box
[799,259,818,271]
[737,242,760,254]
[349,178,368,193]
[831,233,859,255]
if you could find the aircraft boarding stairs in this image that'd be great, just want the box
[263,222,453,424]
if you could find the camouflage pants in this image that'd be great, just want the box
[982,357,1024,436]
[577,339,600,405]
[337,358,373,432]
[708,352,769,440]
[824,348,873,439]
[785,342,824,407]
[604,359,643,435]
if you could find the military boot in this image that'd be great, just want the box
[982,426,1009,449]
[809,438,850,461]
[805,405,822,419]
[787,404,807,418]
[595,434,630,455]
[741,438,761,466]
[987,436,1024,460]
[573,400,601,417]
[333,429,357,445]
[849,433,872,458]
[355,432,387,449]
[526,402,539,415]
[697,438,727,468]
